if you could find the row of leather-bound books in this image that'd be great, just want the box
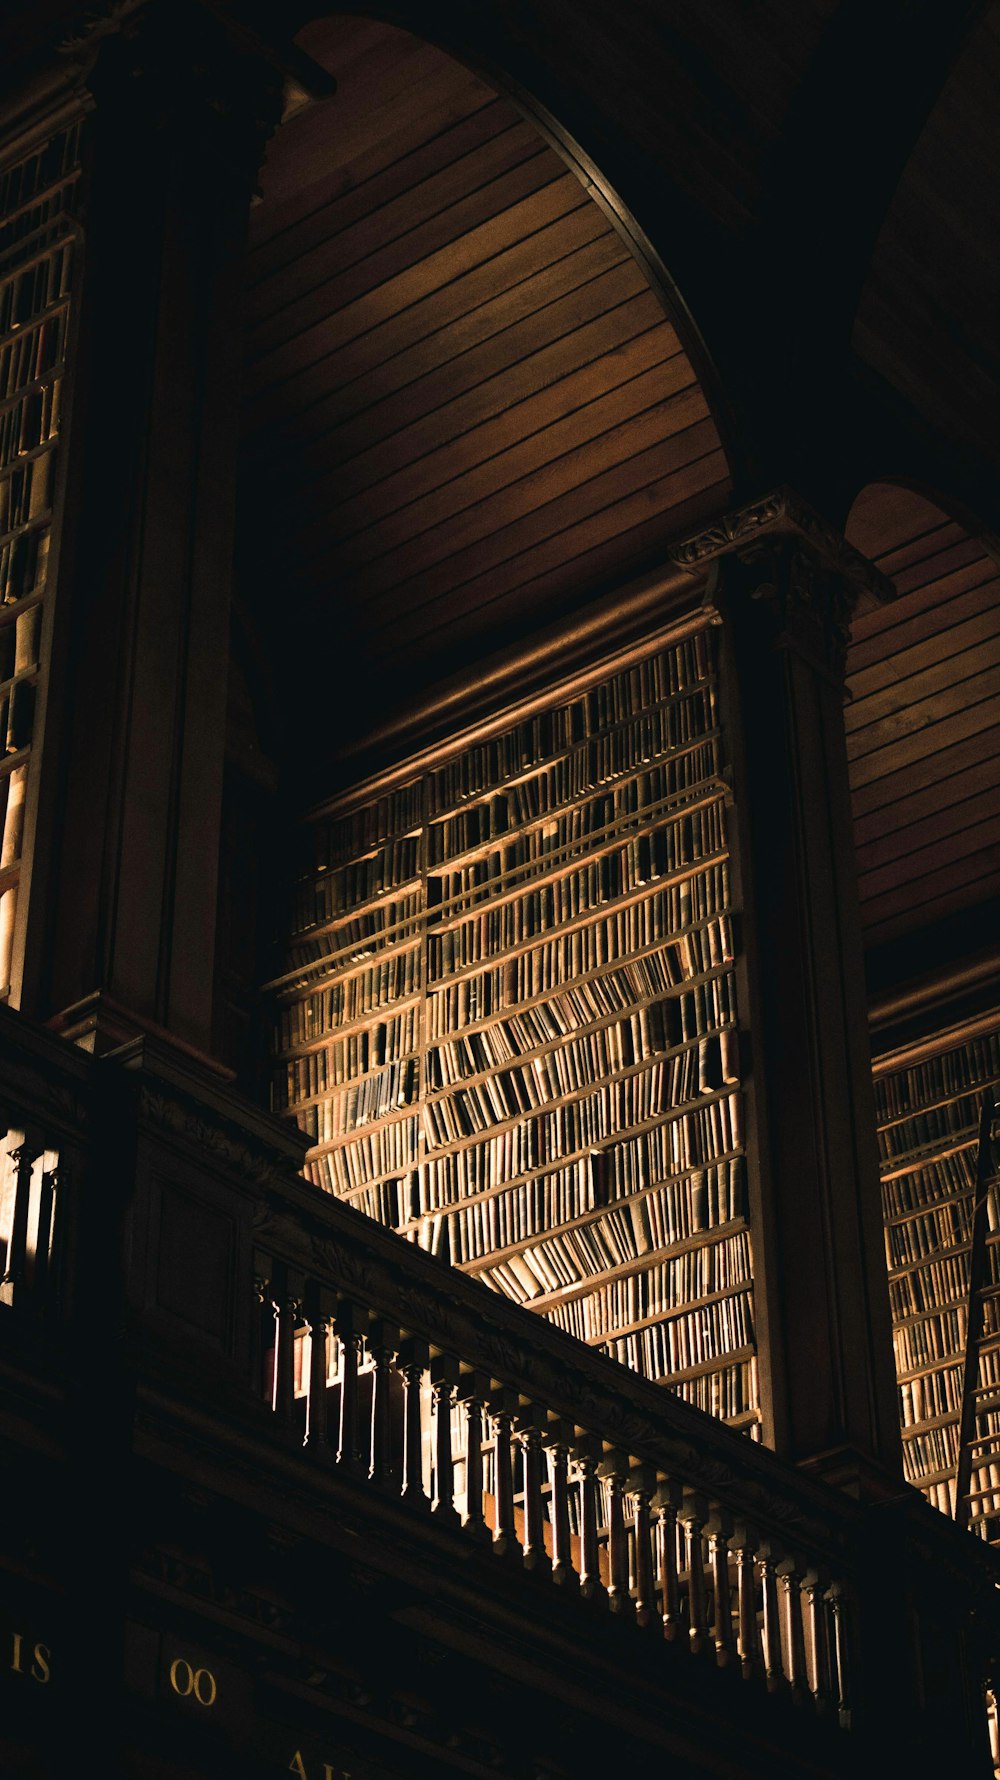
[0,118,82,997]
[874,1017,1000,1526]
[271,626,760,1432]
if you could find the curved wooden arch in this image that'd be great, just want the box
[240,14,733,760]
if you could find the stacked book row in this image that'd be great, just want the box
[875,1020,1000,1515]
[276,630,758,1430]
[0,118,82,998]
[548,1267,754,1353]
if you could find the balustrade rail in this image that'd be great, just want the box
[250,1204,854,1728]
[0,1014,998,1774]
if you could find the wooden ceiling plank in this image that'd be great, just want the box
[322,415,721,616]
[854,790,996,879]
[249,99,517,288]
[244,203,608,423]
[312,353,699,571]
[249,154,571,361]
[253,41,494,215]
[369,444,728,651]
[248,175,587,390]
[847,570,1000,675]
[870,519,964,578]
[375,471,733,671]
[857,804,1000,891]
[850,723,1000,820]
[290,266,657,479]
[845,620,1000,729]
[850,545,991,642]
[860,849,1000,936]
[321,384,711,595]
[296,316,682,519]
[299,332,685,548]
[854,818,996,904]
[250,233,632,455]
[852,747,1000,848]
[847,688,1000,788]
[846,657,1000,756]
[252,124,546,328]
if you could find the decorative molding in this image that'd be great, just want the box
[668,486,894,612]
[137,1084,305,1193]
[250,1186,847,1554]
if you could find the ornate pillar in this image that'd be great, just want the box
[24,1,288,1058]
[705,496,902,1480]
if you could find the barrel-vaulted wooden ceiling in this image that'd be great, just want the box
[240,16,731,749]
[224,3,1000,973]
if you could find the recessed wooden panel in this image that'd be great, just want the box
[240,16,731,749]
[845,484,1000,946]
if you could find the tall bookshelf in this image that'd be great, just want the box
[0,116,81,996]
[874,1014,1000,1530]
[270,620,759,1432]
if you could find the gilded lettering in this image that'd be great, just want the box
[10,1632,23,1674]
[30,1643,50,1685]
[169,1657,216,1706]
[289,1753,308,1779]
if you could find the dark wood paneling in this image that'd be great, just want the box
[240,16,731,738]
[846,483,1000,946]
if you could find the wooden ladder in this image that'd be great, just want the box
[955,1088,1000,1534]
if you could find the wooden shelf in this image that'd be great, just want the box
[272,623,756,1425]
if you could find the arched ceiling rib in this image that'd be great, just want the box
[239,16,731,755]
[846,484,1000,948]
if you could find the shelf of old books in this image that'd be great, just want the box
[0,115,82,995]
[270,619,760,1433]
[874,1013,1000,1530]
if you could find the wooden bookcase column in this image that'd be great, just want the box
[714,535,902,1479]
[26,3,286,1056]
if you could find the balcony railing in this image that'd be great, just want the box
[0,1007,998,1776]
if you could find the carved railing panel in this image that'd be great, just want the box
[249,1225,854,1729]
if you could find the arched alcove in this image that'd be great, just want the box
[238,15,732,772]
[845,482,1000,956]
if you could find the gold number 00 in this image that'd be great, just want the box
[169,1658,217,1707]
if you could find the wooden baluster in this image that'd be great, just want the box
[576,1441,607,1605]
[456,1368,490,1542]
[629,1465,657,1630]
[250,1261,270,1401]
[707,1509,734,1666]
[654,1478,682,1641]
[398,1338,430,1511]
[757,1542,784,1693]
[31,1160,57,1303]
[801,1569,829,1712]
[431,1354,459,1528]
[305,1281,330,1457]
[335,1299,365,1471]
[599,1452,633,1618]
[270,1262,298,1426]
[369,1319,399,1490]
[681,1493,709,1655]
[825,1582,852,1728]
[731,1522,761,1681]
[0,1138,39,1307]
[544,1423,577,1588]
[777,1557,808,1700]
[490,1391,521,1565]
[515,1411,550,1575]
